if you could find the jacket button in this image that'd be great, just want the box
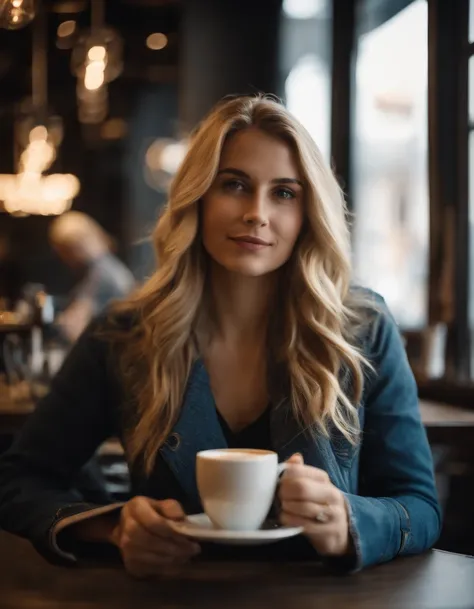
[167,432,181,451]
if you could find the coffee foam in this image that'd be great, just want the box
[198,449,274,461]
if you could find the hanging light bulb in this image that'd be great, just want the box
[71,30,122,124]
[69,0,123,126]
[0,0,36,30]
[71,28,123,85]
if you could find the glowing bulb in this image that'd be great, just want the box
[57,20,76,38]
[12,0,23,8]
[84,63,105,90]
[88,45,107,62]
[146,33,168,50]
[20,139,56,173]
[29,125,48,142]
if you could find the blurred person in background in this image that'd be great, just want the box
[48,211,135,343]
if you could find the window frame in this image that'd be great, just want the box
[330,0,474,404]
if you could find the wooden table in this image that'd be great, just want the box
[0,532,473,609]
[0,322,33,334]
[420,400,474,444]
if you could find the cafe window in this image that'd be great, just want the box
[470,0,474,42]
[351,0,429,329]
[280,0,332,162]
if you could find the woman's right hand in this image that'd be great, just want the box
[110,496,201,578]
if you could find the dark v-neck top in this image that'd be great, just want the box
[216,406,273,451]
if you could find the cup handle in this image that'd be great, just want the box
[277,462,288,477]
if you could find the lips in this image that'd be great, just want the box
[229,236,271,252]
[230,236,271,246]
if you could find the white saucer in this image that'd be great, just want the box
[169,514,303,546]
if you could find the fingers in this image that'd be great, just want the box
[283,463,330,482]
[128,497,186,540]
[281,510,316,530]
[286,453,304,465]
[280,500,333,521]
[280,508,350,556]
[117,497,200,561]
[151,498,186,521]
[119,516,200,556]
[279,474,339,505]
[280,510,334,536]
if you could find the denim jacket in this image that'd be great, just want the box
[0,292,441,570]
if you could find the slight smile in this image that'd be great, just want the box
[229,235,272,251]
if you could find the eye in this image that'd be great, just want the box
[274,187,296,200]
[222,179,246,192]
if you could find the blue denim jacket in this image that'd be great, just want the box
[0,293,441,570]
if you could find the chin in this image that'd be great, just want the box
[219,259,276,277]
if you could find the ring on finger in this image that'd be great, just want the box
[314,505,330,523]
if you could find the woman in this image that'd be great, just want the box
[0,95,440,578]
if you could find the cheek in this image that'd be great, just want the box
[277,210,304,248]
[201,197,229,249]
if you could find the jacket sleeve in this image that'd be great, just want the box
[344,299,442,570]
[0,318,123,564]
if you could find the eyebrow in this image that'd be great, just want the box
[217,167,303,187]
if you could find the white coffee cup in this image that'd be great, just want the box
[196,448,287,531]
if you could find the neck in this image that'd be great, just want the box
[207,263,277,344]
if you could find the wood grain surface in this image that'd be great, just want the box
[0,531,473,609]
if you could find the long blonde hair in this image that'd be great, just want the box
[113,94,371,474]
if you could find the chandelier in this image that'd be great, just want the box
[0,1,80,216]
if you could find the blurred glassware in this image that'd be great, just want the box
[0,0,36,30]
[33,290,54,326]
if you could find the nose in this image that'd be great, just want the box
[242,189,269,227]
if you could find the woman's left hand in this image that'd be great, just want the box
[279,454,353,557]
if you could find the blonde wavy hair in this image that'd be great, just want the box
[113,94,372,474]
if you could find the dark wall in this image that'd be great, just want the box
[124,84,179,280]
[180,0,283,129]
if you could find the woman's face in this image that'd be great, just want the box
[201,127,305,278]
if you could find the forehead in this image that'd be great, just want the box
[218,128,301,180]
